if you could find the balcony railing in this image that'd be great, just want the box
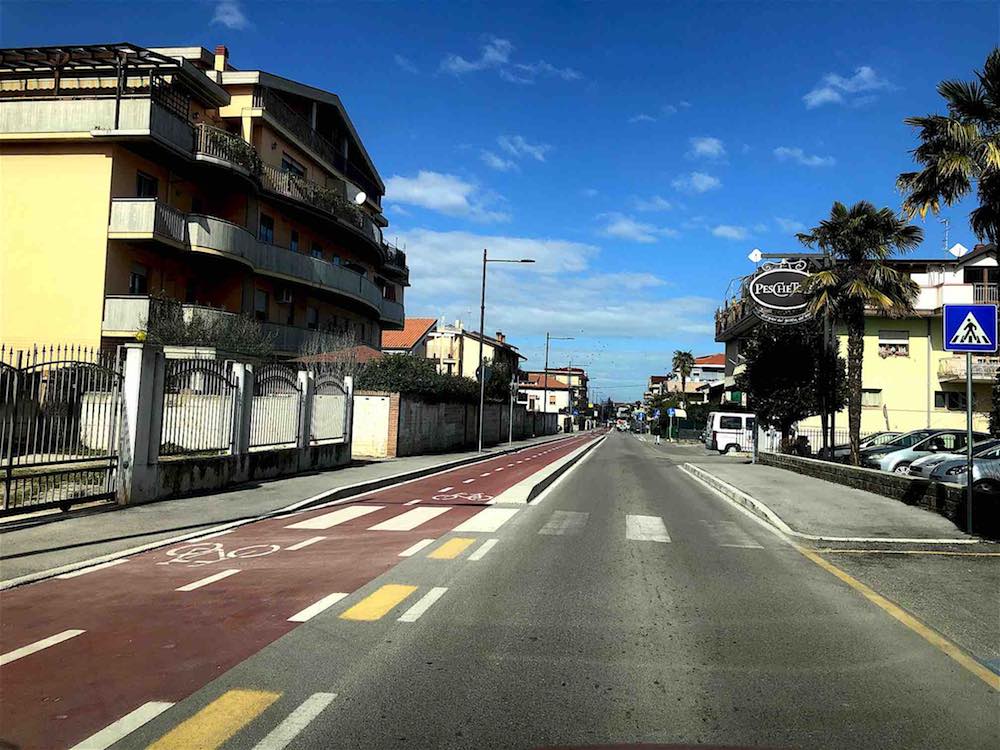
[108,198,186,245]
[974,283,999,304]
[938,356,1000,382]
[715,297,756,340]
[194,122,262,176]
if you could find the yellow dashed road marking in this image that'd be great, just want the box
[339,584,417,621]
[428,537,476,560]
[146,689,279,750]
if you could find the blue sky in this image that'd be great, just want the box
[3,1,997,400]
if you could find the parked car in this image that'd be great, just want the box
[822,430,901,461]
[704,411,756,454]
[861,428,991,474]
[907,438,1000,478]
[930,443,1000,492]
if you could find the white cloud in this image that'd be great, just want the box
[688,136,726,160]
[441,37,580,83]
[773,146,836,167]
[633,195,673,212]
[598,213,678,244]
[672,171,721,193]
[629,113,657,124]
[662,104,678,116]
[497,134,551,162]
[211,0,248,29]
[480,150,517,172]
[803,65,892,108]
[385,171,508,222]
[394,54,419,74]
[712,225,750,240]
[775,217,806,233]
[582,188,599,198]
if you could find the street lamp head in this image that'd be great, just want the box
[519,258,536,263]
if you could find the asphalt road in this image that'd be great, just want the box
[105,431,998,750]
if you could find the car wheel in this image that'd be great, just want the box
[725,444,740,455]
[973,479,1000,496]
[893,463,911,475]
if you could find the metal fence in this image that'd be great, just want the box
[160,359,237,456]
[310,371,348,443]
[249,363,301,449]
[1,345,123,512]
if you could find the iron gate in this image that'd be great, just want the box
[0,346,124,513]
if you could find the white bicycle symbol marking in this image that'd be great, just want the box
[157,542,282,567]
[431,492,494,503]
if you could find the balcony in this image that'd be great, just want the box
[715,297,757,341]
[938,356,1000,383]
[193,122,262,176]
[974,283,999,304]
[380,298,405,328]
[108,198,186,246]
[383,243,409,281]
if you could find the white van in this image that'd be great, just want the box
[704,412,756,454]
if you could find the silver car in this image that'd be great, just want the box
[930,443,1000,492]
[907,438,1000,478]
[860,429,990,474]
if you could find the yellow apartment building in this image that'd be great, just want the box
[0,43,407,355]
[714,246,999,433]
[425,321,525,378]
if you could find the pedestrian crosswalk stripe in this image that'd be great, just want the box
[428,537,476,559]
[399,538,436,557]
[285,505,384,530]
[625,514,671,543]
[250,693,337,750]
[538,510,589,536]
[285,536,326,551]
[287,592,349,623]
[339,584,417,621]
[398,587,448,622]
[452,507,519,533]
[367,506,450,531]
[146,689,280,750]
[68,701,175,750]
[468,538,499,560]
[701,520,764,549]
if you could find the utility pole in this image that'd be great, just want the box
[476,248,488,453]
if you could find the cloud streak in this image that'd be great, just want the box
[773,146,836,167]
[803,65,892,108]
[211,0,249,29]
[672,172,721,193]
[441,37,580,83]
[385,171,508,222]
[598,213,678,244]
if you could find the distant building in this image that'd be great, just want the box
[425,320,524,378]
[646,353,725,404]
[524,366,588,412]
[381,317,436,357]
[518,373,571,414]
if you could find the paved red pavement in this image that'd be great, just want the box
[0,432,600,750]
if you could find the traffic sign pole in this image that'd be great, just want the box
[966,351,974,534]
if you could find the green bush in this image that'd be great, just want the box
[355,355,481,403]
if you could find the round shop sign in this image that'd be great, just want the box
[749,267,809,311]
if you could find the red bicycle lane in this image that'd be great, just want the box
[0,432,600,750]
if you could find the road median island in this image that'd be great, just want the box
[491,432,607,504]
[679,460,977,544]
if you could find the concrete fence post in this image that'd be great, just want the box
[233,362,254,455]
[296,369,314,450]
[118,343,164,505]
[343,375,354,449]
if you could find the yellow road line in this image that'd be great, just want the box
[146,689,279,750]
[796,545,1000,690]
[815,548,1000,557]
[339,584,417,621]
[428,537,476,560]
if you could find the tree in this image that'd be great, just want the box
[355,355,479,403]
[898,48,1000,244]
[735,322,846,445]
[797,202,923,464]
[143,294,274,359]
[671,350,695,400]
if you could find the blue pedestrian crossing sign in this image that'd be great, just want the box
[944,304,998,353]
[666,407,675,417]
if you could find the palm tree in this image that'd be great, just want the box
[897,48,999,244]
[672,350,695,401]
[797,202,923,465]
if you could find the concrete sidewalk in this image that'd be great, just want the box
[0,433,575,583]
[680,458,974,542]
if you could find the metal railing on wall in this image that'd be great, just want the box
[249,363,302,450]
[160,359,237,456]
[310,371,348,443]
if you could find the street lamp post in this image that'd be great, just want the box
[477,249,535,452]
[543,332,575,434]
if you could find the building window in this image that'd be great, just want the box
[878,329,909,358]
[136,172,158,199]
[935,391,976,411]
[259,214,275,244]
[128,265,148,295]
[311,242,324,260]
[306,306,319,330]
[254,289,269,322]
[861,388,883,407]
[548,394,557,405]
[332,255,341,266]
[290,230,299,252]
[281,153,305,178]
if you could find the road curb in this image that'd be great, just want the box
[0,433,586,591]
[679,462,980,545]
[527,434,607,503]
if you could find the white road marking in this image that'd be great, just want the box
[1,629,86,666]
[368,507,450,531]
[404,498,423,505]
[462,478,476,484]
[286,536,326,551]
[68,701,175,750]
[398,587,448,622]
[538,510,589,536]
[251,692,338,750]
[176,569,241,591]
[626,515,671,543]
[507,463,514,467]
[495,467,504,472]
[469,538,499,560]
[56,558,129,578]
[285,505,384,530]
[452,507,519,533]
[701,520,764,549]
[480,472,491,477]
[399,538,436,557]
[288,592,349,622]
[438,486,453,492]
